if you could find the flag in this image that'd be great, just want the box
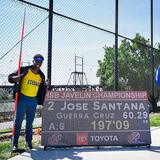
[155,65,160,86]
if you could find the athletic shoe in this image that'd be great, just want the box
[25,143,33,150]
[12,145,18,152]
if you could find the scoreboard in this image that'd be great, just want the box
[41,91,151,147]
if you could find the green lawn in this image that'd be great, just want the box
[149,112,160,127]
[0,142,11,160]
[0,135,40,160]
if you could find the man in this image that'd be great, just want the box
[8,54,48,152]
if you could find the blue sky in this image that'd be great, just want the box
[0,0,160,85]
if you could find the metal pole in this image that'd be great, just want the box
[74,55,77,85]
[82,56,84,85]
[47,0,53,82]
[151,0,155,110]
[114,0,118,91]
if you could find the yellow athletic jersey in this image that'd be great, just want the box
[20,69,42,97]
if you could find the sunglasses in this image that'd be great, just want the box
[34,60,43,64]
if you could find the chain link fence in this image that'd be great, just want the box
[0,0,160,136]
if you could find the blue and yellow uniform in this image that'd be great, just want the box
[8,64,47,148]
[21,69,42,97]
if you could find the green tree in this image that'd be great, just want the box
[97,33,160,91]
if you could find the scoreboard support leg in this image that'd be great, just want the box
[147,144,151,148]
[44,146,47,151]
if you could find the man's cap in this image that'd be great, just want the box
[33,54,44,62]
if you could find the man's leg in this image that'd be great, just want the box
[25,97,37,147]
[13,98,26,147]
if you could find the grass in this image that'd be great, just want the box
[0,134,41,160]
[0,137,26,160]
[0,142,11,160]
[149,112,160,127]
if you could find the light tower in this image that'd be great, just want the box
[67,55,88,85]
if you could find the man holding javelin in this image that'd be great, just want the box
[8,54,48,152]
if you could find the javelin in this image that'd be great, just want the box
[12,9,26,146]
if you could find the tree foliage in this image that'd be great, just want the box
[97,33,160,91]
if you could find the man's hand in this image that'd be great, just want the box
[12,74,23,83]
[45,79,50,88]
